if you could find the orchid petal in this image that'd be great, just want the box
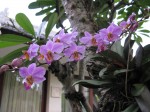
[53,43,64,53]
[28,43,39,52]
[53,54,62,60]
[79,36,91,45]
[19,67,28,78]
[84,31,91,37]
[40,45,47,55]
[28,63,36,75]
[32,67,46,77]
[46,40,53,50]
[77,46,85,54]
[34,77,46,84]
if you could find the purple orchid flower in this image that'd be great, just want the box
[53,29,78,47]
[120,13,138,32]
[100,23,122,42]
[64,43,85,61]
[22,43,39,60]
[94,33,109,53]
[39,40,64,64]
[19,63,46,90]
[80,31,98,47]
[96,40,109,53]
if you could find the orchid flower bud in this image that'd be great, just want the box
[0,64,10,75]
[11,58,23,68]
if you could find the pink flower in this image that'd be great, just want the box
[53,29,78,47]
[22,43,39,60]
[80,31,98,47]
[64,43,85,61]
[19,63,46,90]
[100,23,122,42]
[120,12,138,32]
[39,40,64,64]
[96,40,108,53]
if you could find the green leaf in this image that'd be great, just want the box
[100,50,126,65]
[131,84,145,96]
[123,37,135,60]
[45,9,64,37]
[0,34,32,42]
[45,13,58,38]
[16,13,35,36]
[122,103,139,112]
[114,69,133,75]
[0,41,21,48]
[73,80,112,88]
[36,7,55,16]
[135,44,143,68]
[139,29,150,33]
[0,46,28,65]
[134,35,143,44]
[111,40,124,57]
[99,67,107,77]
[28,1,55,9]
[140,33,150,37]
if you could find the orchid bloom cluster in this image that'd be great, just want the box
[0,13,139,90]
[120,12,138,32]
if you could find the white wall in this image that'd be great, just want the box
[46,73,63,112]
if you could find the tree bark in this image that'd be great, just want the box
[61,0,97,34]
[60,0,98,112]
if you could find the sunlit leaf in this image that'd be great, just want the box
[0,34,31,42]
[28,1,55,9]
[0,41,21,48]
[45,13,58,38]
[123,37,135,60]
[135,44,143,68]
[16,13,35,36]
[36,7,55,16]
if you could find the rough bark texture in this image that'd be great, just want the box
[61,0,97,34]
[59,0,98,112]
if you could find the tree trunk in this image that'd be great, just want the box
[60,0,98,112]
[61,0,97,34]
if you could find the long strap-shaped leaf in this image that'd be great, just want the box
[73,80,112,88]
[0,34,32,42]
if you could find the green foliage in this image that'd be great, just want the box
[28,0,66,30]
[0,46,28,65]
[73,80,112,88]
[0,34,32,42]
[28,1,55,9]
[0,41,21,48]
[0,34,31,48]
[113,69,133,76]
[122,103,139,112]
[16,13,35,37]
[35,7,55,16]
[131,84,145,96]
[45,13,58,38]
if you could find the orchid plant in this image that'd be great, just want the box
[0,6,150,111]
